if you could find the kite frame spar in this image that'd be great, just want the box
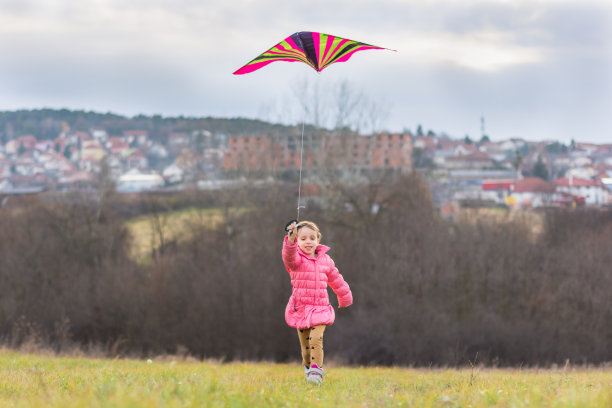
[234,31,394,220]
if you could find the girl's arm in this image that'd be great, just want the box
[326,258,353,308]
[282,225,301,271]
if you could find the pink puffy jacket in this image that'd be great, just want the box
[282,235,353,329]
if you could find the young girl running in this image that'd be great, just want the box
[282,220,353,385]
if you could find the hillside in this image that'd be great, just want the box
[0,108,301,142]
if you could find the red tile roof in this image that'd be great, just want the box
[482,180,514,191]
[512,177,555,193]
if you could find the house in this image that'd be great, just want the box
[201,148,225,175]
[116,169,165,192]
[5,135,37,154]
[126,150,148,169]
[509,177,556,209]
[552,154,572,168]
[453,143,478,156]
[34,140,54,152]
[91,128,108,141]
[106,153,123,169]
[0,158,11,177]
[9,173,54,189]
[162,163,185,184]
[57,171,96,191]
[478,141,511,162]
[571,156,592,167]
[105,153,125,180]
[575,142,598,155]
[499,140,518,152]
[168,132,190,152]
[71,131,93,143]
[597,172,612,203]
[436,138,459,151]
[444,151,494,170]
[510,138,527,150]
[481,179,514,204]
[14,152,43,176]
[554,177,609,206]
[0,176,15,191]
[148,143,169,159]
[413,136,437,151]
[433,149,457,167]
[123,130,149,146]
[595,144,612,154]
[566,167,595,180]
[448,169,517,181]
[38,152,76,174]
[80,159,102,173]
[108,137,131,154]
[81,140,107,162]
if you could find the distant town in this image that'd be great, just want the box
[1,109,610,212]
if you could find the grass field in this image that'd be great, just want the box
[1,350,611,407]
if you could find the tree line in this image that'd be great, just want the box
[1,175,611,366]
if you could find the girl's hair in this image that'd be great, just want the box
[297,220,322,241]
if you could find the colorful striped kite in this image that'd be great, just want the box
[233,31,393,75]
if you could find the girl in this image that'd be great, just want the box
[282,220,353,385]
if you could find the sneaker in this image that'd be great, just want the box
[306,364,325,385]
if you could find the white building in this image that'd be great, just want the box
[162,163,185,184]
[509,177,556,209]
[554,177,609,206]
[116,169,165,192]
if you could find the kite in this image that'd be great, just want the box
[233,31,394,221]
[233,31,393,75]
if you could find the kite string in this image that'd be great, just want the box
[296,118,306,221]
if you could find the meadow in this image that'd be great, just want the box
[1,350,611,407]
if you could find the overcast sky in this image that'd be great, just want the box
[1,0,610,143]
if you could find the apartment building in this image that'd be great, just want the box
[224,132,412,172]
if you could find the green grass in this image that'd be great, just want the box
[1,350,612,407]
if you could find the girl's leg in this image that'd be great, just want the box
[296,328,312,368]
[308,325,326,367]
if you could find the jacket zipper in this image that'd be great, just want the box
[314,258,318,305]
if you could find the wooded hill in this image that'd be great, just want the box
[0,109,304,143]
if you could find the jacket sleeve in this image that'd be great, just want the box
[282,235,301,272]
[326,257,353,308]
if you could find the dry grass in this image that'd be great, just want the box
[125,207,237,263]
[457,207,545,238]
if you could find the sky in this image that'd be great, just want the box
[0,0,611,144]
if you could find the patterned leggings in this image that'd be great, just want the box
[297,324,326,368]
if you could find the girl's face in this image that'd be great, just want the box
[297,226,319,256]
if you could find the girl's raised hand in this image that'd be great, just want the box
[285,220,298,243]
